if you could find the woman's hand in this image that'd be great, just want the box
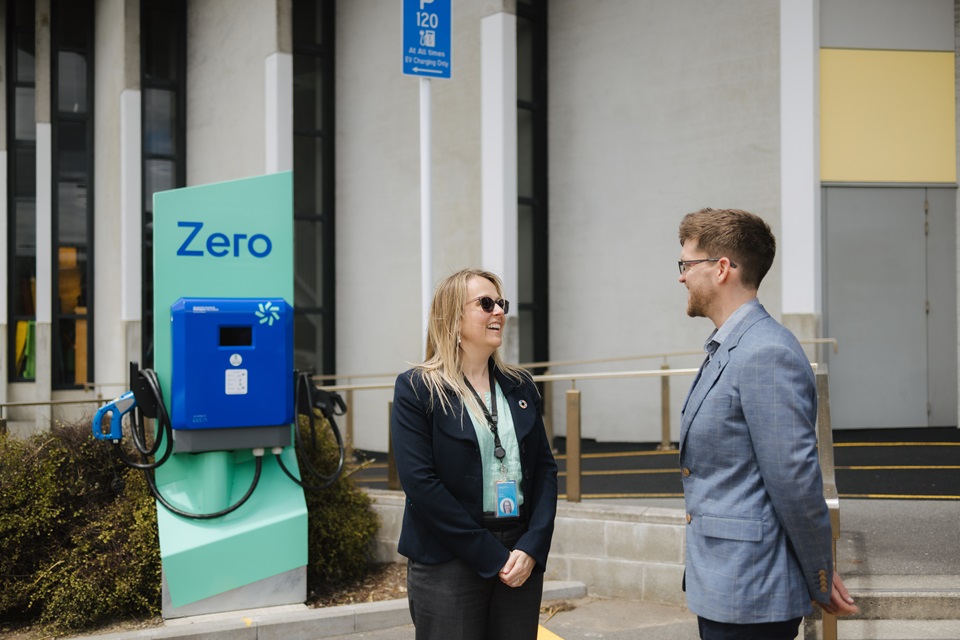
[498,549,535,588]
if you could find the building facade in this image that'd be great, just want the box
[2,0,957,452]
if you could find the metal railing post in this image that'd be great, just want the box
[814,364,839,640]
[387,400,400,490]
[565,388,581,502]
[658,362,676,450]
[345,385,355,456]
[542,370,554,447]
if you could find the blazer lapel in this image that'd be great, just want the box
[497,370,535,441]
[679,346,728,448]
[679,302,770,450]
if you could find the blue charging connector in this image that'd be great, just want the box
[92,391,138,441]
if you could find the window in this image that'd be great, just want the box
[51,0,94,388]
[292,0,336,374]
[6,0,37,381]
[516,0,548,368]
[140,0,186,368]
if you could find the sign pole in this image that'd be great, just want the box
[420,76,432,355]
[403,0,451,357]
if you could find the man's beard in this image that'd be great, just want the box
[686,287,709,318]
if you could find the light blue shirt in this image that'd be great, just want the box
[704,297,760,359]
[466,381,525,512]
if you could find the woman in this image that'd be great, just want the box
[391,268,558,640]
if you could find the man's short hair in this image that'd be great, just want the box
[678,208,776,289]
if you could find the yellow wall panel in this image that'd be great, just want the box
[820,48,956,183]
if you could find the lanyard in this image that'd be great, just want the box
[464,368,506,461]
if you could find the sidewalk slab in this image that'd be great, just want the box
[65,581,587,640]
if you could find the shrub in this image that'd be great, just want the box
[297,414,381,596]
[0,413,380,634]
[0,422,160,633]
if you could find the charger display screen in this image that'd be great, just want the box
[220,326,252,347]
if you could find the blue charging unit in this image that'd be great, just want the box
[169,297,294,453]
[171,297,293,429]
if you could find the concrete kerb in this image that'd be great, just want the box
[65,582,588,640]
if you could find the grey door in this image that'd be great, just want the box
[823,187,957,429]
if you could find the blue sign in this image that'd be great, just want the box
[403,0,451,79]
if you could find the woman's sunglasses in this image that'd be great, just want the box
[465,296,509,315]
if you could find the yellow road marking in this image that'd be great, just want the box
[835,442,960,447]
[836,465,960,470]
[838,493,960,500]
[559,468,678,477]
[538,625,564,639]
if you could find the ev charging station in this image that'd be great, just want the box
[154,172,305,617]
[95,172,311,618]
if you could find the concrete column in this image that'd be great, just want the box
[780,0,822,360]
[265,52,293,173]
[34,123,52,429]
[481,11,519,362]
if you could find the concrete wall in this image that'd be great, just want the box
[335,2,494,451]
[92,0,132,392]
[368,489,688,606]
[546,1,782,443]
[334,1,784,452]
[187,0,276,186]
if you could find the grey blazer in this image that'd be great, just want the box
[679,299,833,623]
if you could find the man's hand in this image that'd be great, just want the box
[818,572,859,617]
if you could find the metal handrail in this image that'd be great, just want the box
[0,397,109,417]
[520,338,838,370]
[300,338,837,382]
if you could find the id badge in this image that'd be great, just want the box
[495,480,519,518]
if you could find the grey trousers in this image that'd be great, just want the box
[406,555,544,640]
[697,615,803,640]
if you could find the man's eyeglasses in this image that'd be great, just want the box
[677,258,738,275]
[466,296,509,315]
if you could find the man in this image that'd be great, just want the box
[677,208,858,639]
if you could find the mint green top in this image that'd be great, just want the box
[467,382,525,512]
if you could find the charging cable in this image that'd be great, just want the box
[274,372,346,490]
[95,364,263,519]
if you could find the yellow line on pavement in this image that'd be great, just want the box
[836,465,960,470]
[559,468,677,477]
[538,625,564,640]
[834,442,960,447]
[838,493,960,500]
[559,492,684,500]
[556,450,678,460]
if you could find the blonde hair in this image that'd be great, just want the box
[414,268,526,417]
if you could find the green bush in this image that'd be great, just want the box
[298,415,381,596]
[0,423,160,633]
[0,414,380,635]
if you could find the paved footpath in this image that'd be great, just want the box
[318,595,699,640]
[69,499,958,640]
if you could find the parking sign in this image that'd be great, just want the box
[402,0,451,79]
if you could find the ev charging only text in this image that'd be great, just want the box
[176,221,273,258]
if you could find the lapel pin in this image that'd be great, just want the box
[519,400,528,409]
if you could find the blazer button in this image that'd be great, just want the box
[820,586,828,593]
[819,569,827,576]
[681,468,691,477]
[685,513,692,524]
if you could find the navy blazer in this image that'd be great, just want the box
[680,300,833,623]
[391,366,558,578]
